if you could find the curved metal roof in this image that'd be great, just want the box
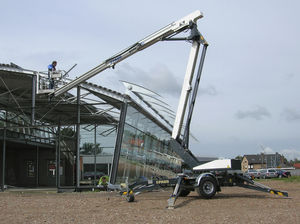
[0,64,117,126]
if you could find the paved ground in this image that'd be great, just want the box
[0,180,299,224]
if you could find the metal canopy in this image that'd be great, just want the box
[0,65,118,126]
[81,82,174,134]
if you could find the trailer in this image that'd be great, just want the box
[119,159,288,209]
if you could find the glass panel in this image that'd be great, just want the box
[115,105,182,184]
[79,124,116,185]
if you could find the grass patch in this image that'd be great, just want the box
[274,176,300,182]
[254,176,300,183]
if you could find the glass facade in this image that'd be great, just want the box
[79,125,116,185]
[1,90,182,188]
[115,105,182,184]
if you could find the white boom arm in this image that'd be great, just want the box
[171,41,200,140]
[51,10,203,97]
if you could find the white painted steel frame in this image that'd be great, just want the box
[171,41,200,140]
[51,10,203,97]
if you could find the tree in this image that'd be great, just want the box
[80,142,102,155]
[235,155,243,161]
[289,158,300,166]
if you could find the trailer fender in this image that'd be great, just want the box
[195,173,219,188]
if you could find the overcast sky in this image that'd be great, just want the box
[1,0,300,160]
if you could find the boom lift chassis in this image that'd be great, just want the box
[119,168,288,209]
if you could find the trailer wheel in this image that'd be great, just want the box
[178,189,191,197]
[197,176,217,199]
[126,194,135,202]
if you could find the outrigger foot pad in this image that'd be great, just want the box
[269,189,288,197]
[167,196,176,209]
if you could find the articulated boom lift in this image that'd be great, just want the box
[52,10,288,208]
[52,10,205,168]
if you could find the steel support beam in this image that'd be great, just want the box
[110,101,128,184]
[76,86,81,190]
[36,146,39,187]
[31,75,36,124]
[56,123,61,189]
[1,128,6,191]
[94,124,97,184]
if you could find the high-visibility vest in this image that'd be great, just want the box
[98,176,109,186]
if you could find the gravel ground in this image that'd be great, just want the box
[0,180,299,224]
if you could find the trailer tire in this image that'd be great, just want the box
[126,194,135,202]
[178,189,191,197]
[197,176,217,199]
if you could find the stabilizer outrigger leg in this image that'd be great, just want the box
[167,176,184,209]
[237,175,289,197]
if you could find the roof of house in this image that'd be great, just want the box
[294,163,300,169]
[244,155,264,164]
[244,153,282,164]
[244,153,281,164]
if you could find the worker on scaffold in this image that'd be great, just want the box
[48,61,57,89]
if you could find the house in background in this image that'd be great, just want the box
[241,153,284,172]
[294,163,300,169]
